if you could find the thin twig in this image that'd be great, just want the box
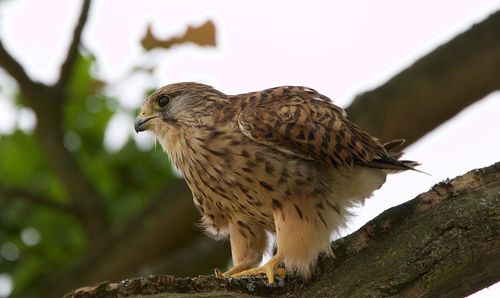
[55,0,92,95]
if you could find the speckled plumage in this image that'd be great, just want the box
[135,82,419,281]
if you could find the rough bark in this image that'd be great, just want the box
[64,162,500,298]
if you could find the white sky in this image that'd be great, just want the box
[0,0,499,296]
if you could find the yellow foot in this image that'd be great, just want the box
[231,254,286,284]
[214,268,224,278]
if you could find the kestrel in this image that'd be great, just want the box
[134,82,419,283]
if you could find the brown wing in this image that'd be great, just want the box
[237,87,388,168]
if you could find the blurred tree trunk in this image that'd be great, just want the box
[65,162,500,297]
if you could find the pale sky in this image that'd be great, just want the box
[0,0,499,296]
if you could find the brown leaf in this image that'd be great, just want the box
[141,20,216,51]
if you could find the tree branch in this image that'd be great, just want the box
[346,10,500,145]
[64,162,500,298]
[0,40,37,94]
[54,0,92,95]
[0,186,78,214]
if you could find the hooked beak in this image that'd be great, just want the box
[134,116,156,133]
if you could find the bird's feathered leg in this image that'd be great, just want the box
[215,221,267,277]
[231,195,334,283]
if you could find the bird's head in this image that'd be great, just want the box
[134,82,224,135]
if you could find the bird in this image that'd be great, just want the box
[134,82,419,283]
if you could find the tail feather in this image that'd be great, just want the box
[369,157,423,173]
[382,138,406,153]
[366,139,428,174]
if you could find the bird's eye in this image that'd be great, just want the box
[156,95,170,108]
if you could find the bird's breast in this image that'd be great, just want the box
[162,128,279,220]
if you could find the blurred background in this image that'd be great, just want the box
[0,0,499,297]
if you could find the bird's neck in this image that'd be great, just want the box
[155,127,203,177]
